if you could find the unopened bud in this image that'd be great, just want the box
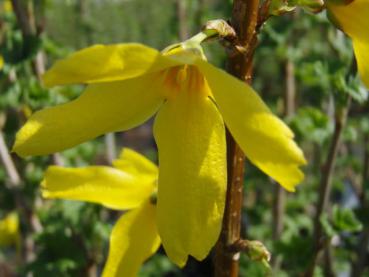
[202,20,236,41]
[246,240,271,263]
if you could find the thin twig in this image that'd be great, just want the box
[0,132,21,187]
[272,59,296,240]
[304,97,351,277]
[104,133,117,163]
[323,246,335,277]
[10,0,35,36]
[10,0,45,79]
[8,1,47,267]
[0,130,42,266]
[176,0,189,40]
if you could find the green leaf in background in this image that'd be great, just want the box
[320,213,337,238]
[332,205,363,232]
[290,107,331,144]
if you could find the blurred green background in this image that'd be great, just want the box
[0,0,368,276]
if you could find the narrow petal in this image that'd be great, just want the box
[41,166,155,210]
[197,61,306,191]
[102,201,161,277]
[352,39,369,88]
[13,74,164,156]
[328,0,369,87]
[112,148,158,178]
[0,55,4,70]
[154,74,227,266]
[0,213,19,247]
[42,43,180,87]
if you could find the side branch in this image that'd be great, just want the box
[304,97,351,277]
[0,132,21,187]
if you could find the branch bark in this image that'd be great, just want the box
[0,132,21,187]
[11,0,45,79]
[0,130,42,265]
[104,133,117,163]
[272,59,296,241]
[176,0,188,40]
[214,0,260,276]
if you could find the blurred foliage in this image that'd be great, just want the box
[0,0,369,276]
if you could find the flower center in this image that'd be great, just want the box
[162,65,206,98]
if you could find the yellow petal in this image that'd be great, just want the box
[41,166,155,210]
[328,0,369,87]
[113,148,158,178]
[0,212,19,247]
[42,43,180,87]
[2,0,12,13]
[13,74,164,156]
[102,201,161,277]
[153,70,227,266]
[0,55,4,70]
[352,39,369,88]
[197,60,306,192]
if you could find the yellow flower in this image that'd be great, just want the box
[1,0,12,13]
[41,149,160,277]
[13,40,306,265]
[0,212,20,248]
[327,0,369,88]
[0,55,4,71]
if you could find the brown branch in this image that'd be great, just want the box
[214,131,246,277]
[304,97,351,277]
[272,59,296,239]
[257,0,271,30]
[214,0,260,276]
[6,2,48,265]
[10,0,35,36]
[0,132,21,187]
[323,246,335,277]
[11,1,64,168]
[104,133,117,163]
[0,129,43,265]
[272,186,285,239]
[176,0,189,40]
[10,0,45,80]
[271,58,296,271]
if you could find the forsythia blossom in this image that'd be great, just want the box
[1,0,12,14]
[42,149,161,277]
[0,212,20,249]
[327,0,369,88]
[13,38,306,265]
[0,55,4,71]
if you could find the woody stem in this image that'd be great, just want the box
[214,0,259,276]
